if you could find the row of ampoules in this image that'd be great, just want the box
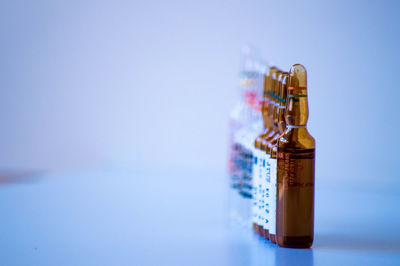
[229,61,315,248]
[252,66,287,245]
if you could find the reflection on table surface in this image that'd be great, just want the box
[0,168,399,265]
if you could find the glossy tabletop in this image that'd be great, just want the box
[0,168,399,265]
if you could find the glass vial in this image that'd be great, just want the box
[268,72,288,243]
[276,64,315,248]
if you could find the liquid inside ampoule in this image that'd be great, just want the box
[260,69,281,239]
[276,64,315,248]
[268,72,288,244]
[252,66,276,236]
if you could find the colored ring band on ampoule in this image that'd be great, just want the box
[287,125,306,129]
[287,94,307,98]
[288,87,307,90]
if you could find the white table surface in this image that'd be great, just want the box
[0,168,399,266]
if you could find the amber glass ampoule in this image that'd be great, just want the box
[268,72,288,243]
[268,72,288,152]
[268,72,286,153]
[260,69,281,239]
[263,70,281,145]
[252,66,277,235]
[276,64,315,248]
[262,71,282,240]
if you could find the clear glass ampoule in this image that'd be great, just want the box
[276,64,315,248]
[239,59,265,229]
[260,69,281,239]
[268,72,288,244]
[228,47,259,226]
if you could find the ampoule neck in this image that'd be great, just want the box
[286,64,309,128]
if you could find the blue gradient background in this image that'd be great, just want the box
[1,0,399,188]
[1,1,400,265]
